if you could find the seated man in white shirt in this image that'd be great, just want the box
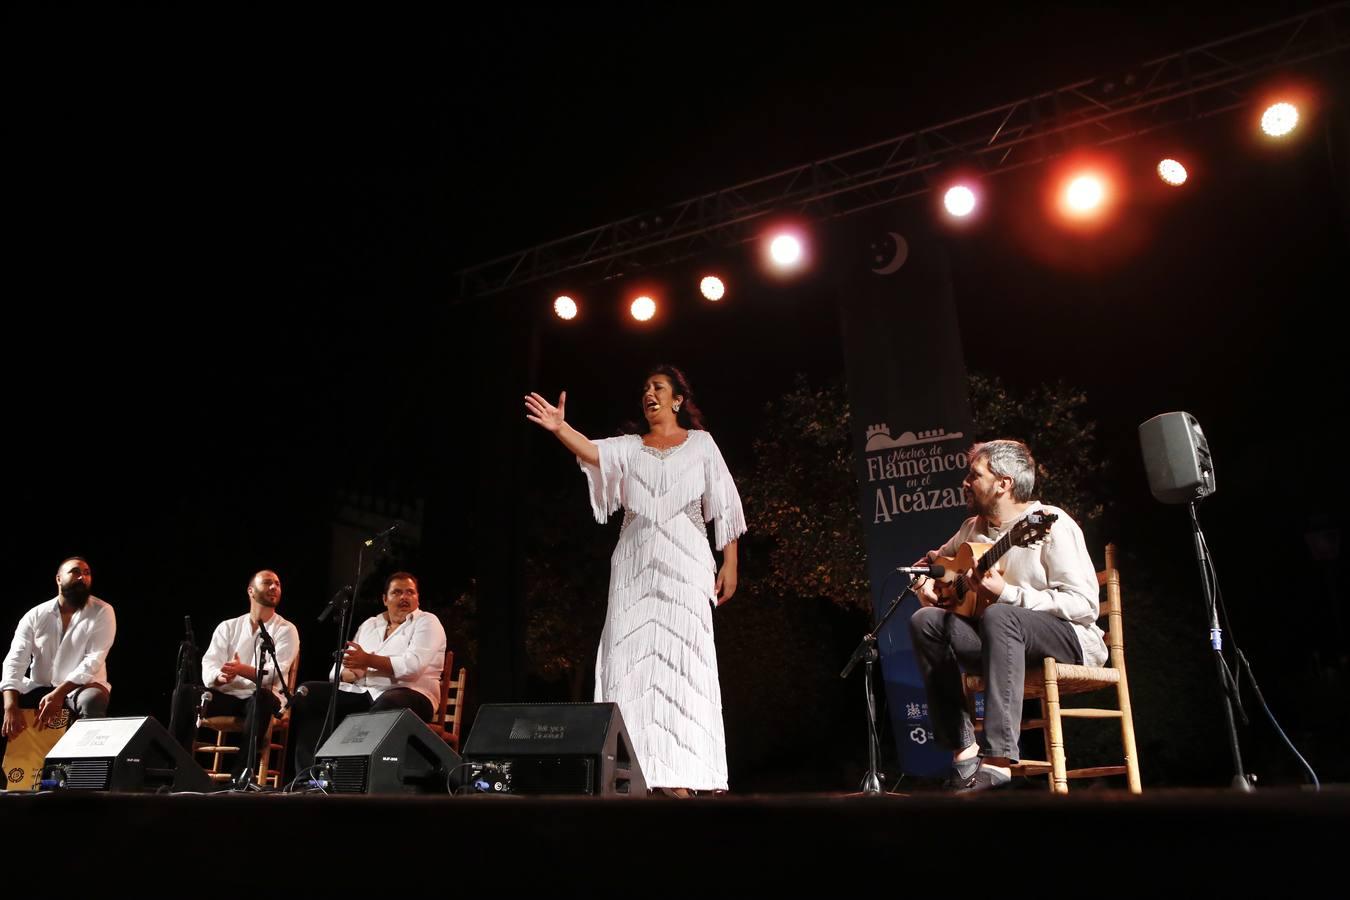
[290,571,446,775]
[908,440,1106,792]
[198,569,300,780]
[2,557,116,745]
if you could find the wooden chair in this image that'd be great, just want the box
[428,649,468,753]
[963,543,1141,793]
[193,650,299,787]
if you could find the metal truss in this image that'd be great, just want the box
[458,4,1350,298]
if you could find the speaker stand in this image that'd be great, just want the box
[1189,501,1253,791]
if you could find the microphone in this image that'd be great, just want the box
[317,586,353,624]
[895,564,946,577]
[284,684,309,712]
[363,522,401,547]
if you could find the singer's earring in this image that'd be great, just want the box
[673,403,681,412]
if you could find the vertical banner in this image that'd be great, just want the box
[838,211,975,776]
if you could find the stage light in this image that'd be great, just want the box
[1157,159,1188,187]
[700,276,725,301]
[1047,155,1123,229]
[630,295,656,322]
[1063,175,1106,217]
[769,233,803,268]
[553,295,577,320]
[1261,101,1299,137]
[943,185,977,217]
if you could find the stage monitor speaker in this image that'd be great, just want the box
[1139,411,1216,504]
[314,709,462,794]
[462,702,646,796]
[44,716,213,793]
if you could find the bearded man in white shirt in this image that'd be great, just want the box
[290,571,446,774]
[2,557,116,743]
[197,569,300,780]
[908,440,1107,792]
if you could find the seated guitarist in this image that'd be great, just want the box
[909,440,1105,791]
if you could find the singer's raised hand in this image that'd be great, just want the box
[524,389,599,466]
[524,391,567,432]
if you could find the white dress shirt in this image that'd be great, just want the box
[2,596,116,694]
[201,612,300,700]
[333,609,445,708]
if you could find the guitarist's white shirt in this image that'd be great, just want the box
[937,502,1108,666]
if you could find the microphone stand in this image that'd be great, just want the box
[1190,501,1253,791]
[234,618,274,789]
[313,525,398,765]
[233,630,267,790]
[167,616,199,748]
[236,617,293,790]
[316,539,376,752]
[842,571,923,795]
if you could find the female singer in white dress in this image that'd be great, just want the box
[525,365,746,794]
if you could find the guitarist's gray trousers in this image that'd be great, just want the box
[909,604,1082,760]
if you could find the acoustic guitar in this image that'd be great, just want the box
[928,511,1058,618]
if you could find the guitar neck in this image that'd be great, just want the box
[976,528,1018,575]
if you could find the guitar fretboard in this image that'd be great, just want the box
[951,514,1052,600]
[976,527,1020,575]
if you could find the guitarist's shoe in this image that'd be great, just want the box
[955,764,1012,793]
[943,755,982,790]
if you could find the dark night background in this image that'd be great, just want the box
[4,4,1346,790]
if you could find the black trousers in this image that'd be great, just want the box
[197,688,282,777]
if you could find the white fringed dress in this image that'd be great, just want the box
[579,430,747,790]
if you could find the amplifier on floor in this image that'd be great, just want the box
[313,709,463,794]
[44,716,213,793]
[461,702,645,796]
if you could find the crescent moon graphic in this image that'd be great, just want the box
[871,232,909,275]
